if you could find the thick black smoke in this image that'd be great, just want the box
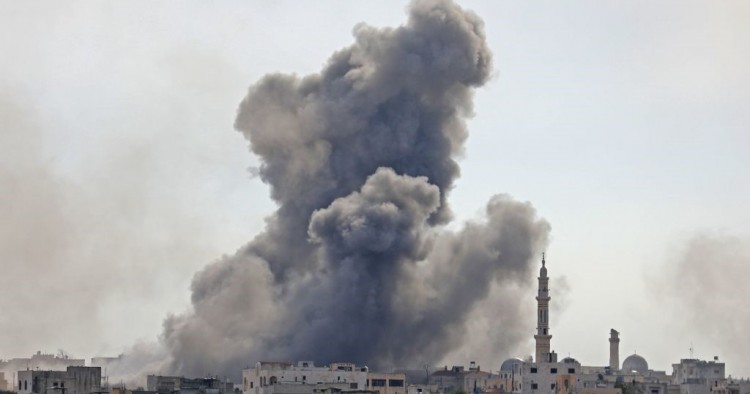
[155,0,550,378]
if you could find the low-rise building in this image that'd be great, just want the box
[146,375,233,394]
[365,372,406,394]
[16,366,101,394]
[429,363,499,394]
[243,362,368,394]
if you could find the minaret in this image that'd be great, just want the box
[534,253,552,363]
[609,329,620,371]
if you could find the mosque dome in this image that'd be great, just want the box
[622,354,649,373]
[500,358,524,372]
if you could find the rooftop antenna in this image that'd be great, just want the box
[689,343,695,359]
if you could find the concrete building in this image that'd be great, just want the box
[429,363,500,394]
[429,367,464,393]
[242,362,369,394]
[365,372,406,394]
[1,371,9,391]
[17,366,101,394]
[146,375,233,394]
[499,358,524,393]
[670,358,726,394]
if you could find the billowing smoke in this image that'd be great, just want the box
[135,0,550,378]
[657,233,750,375]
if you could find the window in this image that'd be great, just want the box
[372,379,387,387]
[568,369,575,374]
[551,368,557,374]
[25,381,28,390]
[531,384,538,390]
[530,368,538,373]
[250,382,254,388]
[350,383,358,389]
[303,376,307,381]
[551,384,556,390]
[389,380,404,387]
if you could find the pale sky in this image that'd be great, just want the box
[1,0,749,377]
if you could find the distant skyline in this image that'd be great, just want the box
[1,0,749,377]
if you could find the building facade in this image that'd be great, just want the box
[243,362,369,394]
[365,372,406,394]
[147,375,233,394]
[16,366,101,394]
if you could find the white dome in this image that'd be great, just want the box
[500,358,524,372]
[622,354,649,373]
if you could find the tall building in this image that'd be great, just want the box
[608,330,620,372]
[534,254,553,364]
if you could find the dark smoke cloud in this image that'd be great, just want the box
[143,0,550,379]
[656,233,750,375]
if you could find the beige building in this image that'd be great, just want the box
[365,372,406,394]
[0,371,9,391]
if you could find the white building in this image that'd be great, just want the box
[242,361,369,394]
[671,358,726,394]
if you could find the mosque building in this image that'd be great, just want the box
[498,256,748,394]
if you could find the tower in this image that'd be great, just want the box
[609,329,620,371]
[534,254,553,363]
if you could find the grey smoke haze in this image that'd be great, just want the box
[0,53,250,364]
[656,234,750,375]
[152,0,550,379]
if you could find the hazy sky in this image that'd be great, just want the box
[1,0,749,377]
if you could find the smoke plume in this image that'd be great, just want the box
[144,0,550,378]
[657,233,750,375]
